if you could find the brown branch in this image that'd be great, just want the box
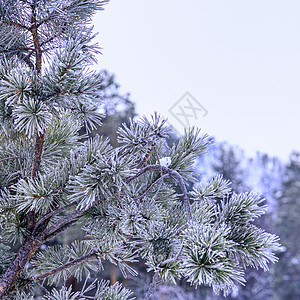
[34,252,97,283]
[42,198,101,243]
[1,20,29,30]
[33,202,76,234]
[28,131,45,230]
[0,234,43,298]
[43,208,86,237]
[40,34,58,47]
[0,5,45,297]
[8,252,98,294]
[0,47,33,53]
[29,9,42,74]
[43,220,77,243]
[29,0,44,177]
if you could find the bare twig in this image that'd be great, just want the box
[43,197,100,237]
[152,180,164,201]
[166,168,193,222]
[153,146,163,177]
[125,165,161,184]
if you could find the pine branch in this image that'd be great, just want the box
[0,234,44,298]
[6,171,22,187]
[126,165,193,222]
[29,2,44,180]
[0,47,33,53]
[0,0,281,297]
[34,251,97,283]
[42,198,101,239]
[168,168,193,222]
[33,202,77,234]
[158,242,184,267]
[136,145,154,169]
[8,252,98,294]
[28,132,45,229]
[18,52,35,70]
[43,220,77,243]
[1,20,29,31]
[134,173,169,201]
[27,3,45,227]
[36,3,78,29]
[43,208,85,238]
[29,3,42,75]
[125,165,161,184]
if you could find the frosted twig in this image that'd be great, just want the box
[134,173,169,201]
[125,165,193,222]
[158,242,185,267]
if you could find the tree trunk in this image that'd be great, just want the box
[0,234,43,298]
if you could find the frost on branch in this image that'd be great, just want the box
[0,0,280,298]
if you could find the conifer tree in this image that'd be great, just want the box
[274,152,300,300]
[0,1,280,299]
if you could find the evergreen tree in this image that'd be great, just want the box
[0,1,280,299]
[93,70,136,146]
[273,152,300,300]
[212,142,247,193]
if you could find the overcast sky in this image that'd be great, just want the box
[93,0,300,161]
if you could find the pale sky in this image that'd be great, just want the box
[93,0,300,161]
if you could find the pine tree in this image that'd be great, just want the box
[0,1,280,299]
[273,152,300,300]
